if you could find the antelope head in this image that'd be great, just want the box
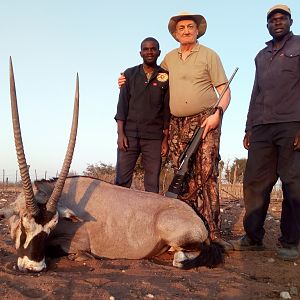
[9,58,79,272]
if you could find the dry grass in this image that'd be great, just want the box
[1,175,283,201]
[0,184,23,193]
[220,182,283,200]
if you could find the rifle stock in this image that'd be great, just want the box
[165,127,204,198]
[165,67,238,199]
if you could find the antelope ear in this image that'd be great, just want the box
[57,205,83,223]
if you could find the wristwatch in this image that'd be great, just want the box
[215,106,224,117]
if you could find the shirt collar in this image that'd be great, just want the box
[265,31,293,51]
[177,42,200,54]
[139,64,160,73]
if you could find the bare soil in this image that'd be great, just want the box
[0,190,299,300]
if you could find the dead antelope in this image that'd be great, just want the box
[1,59,224,272]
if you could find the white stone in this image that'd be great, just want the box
[280,291,291,299]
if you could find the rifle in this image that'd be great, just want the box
[165,67,239,199]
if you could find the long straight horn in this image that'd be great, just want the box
[46,74,79,213]
[10,57,39,217]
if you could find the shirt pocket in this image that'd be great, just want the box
[149,82,164,107]
[282,49,300,72]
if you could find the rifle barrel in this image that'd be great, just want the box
[214,67,239,109]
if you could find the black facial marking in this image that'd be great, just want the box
[35,203,56,225]
[17,206,57,264]
[17,230,48,262]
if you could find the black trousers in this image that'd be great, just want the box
[243,122,300,246]
[115,136,162,193]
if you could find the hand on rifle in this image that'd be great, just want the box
[201,109,222,139]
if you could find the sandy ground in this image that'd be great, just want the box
[0,190,299,300]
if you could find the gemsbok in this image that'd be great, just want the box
[1,59,224,272]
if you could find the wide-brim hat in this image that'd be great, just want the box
[267,4,291,20]
[168,11,207,41]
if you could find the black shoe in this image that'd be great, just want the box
[277,246,299,261]
[229,235,265,251]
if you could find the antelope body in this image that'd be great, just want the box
[4,176,224,271]
[8,177,208,257]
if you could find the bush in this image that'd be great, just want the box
[83,162,116,183]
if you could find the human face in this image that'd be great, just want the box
[175,19,198,46]
[140,41,160,66]
[267,12,293,41]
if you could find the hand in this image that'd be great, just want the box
[118,73,126,88]
[117,133,128,151]
[161,138,169,157]
[201,111,221,139]
[243,131,252,150]
[293,129,300,151]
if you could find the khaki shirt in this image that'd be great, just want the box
[161,43,227,117]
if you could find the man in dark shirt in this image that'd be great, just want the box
[230,4,300,260]
[115,37,170,193]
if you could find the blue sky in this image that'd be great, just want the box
[0,0,299,181]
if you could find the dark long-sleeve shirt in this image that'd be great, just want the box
[246,32,300,131]
[115,64,170,139]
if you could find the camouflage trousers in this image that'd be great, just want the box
[168,109,221,240]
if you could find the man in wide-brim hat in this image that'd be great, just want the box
[167,11,207,41]
[160,12,232,250]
